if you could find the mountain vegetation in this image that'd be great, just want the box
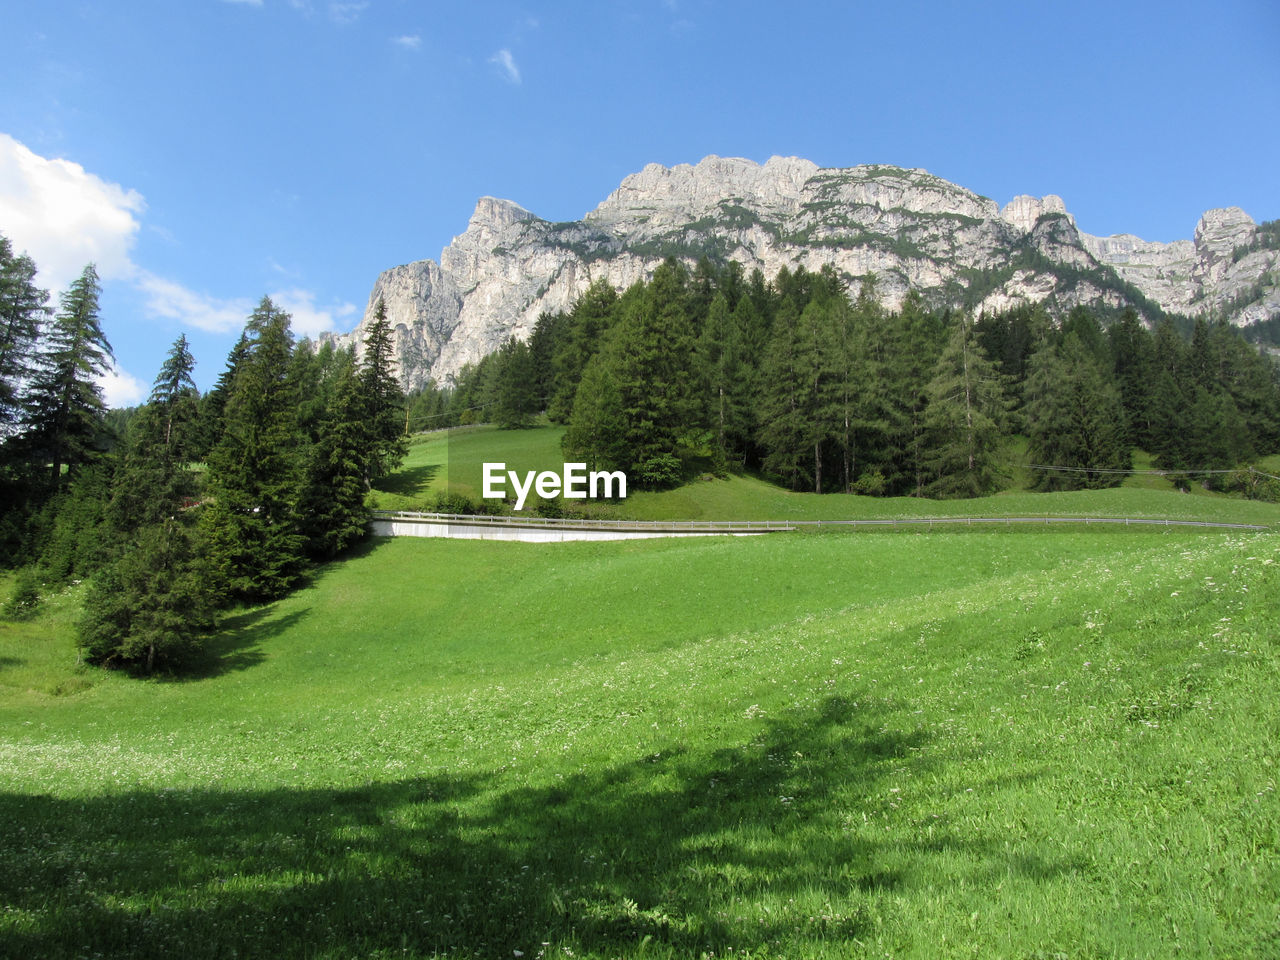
[407,257,1280,497]
[0,235,406,671]
[3,230,1279,676]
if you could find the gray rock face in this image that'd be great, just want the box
[329,156,1278,388]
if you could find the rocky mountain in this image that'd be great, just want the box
[329,156,1280,390]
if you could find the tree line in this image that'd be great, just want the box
[405,257,1280,498]
[0,233,406,671]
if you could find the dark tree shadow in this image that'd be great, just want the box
[169,607,308,681]
[0,695,1005,959]
[371,463,439,499]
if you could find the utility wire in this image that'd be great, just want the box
[1026,463,1280,481]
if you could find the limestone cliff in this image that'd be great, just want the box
[328,156,1279,389]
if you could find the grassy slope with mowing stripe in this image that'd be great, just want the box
[2,528,1277,957]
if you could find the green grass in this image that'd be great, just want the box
[370,424,1280,527]
[3,528,1279,957]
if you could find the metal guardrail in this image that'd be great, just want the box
[372,510,1272,533]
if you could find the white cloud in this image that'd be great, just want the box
[489,49,521,84]
[1,134,350,355]
[328,2,368,25]
[135,271,256,334]
[392,34,422,50]
[270,288,359,339]
[0,132,145,292]
[97,363,147,409]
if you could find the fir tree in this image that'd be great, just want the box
[298,357,371,558]
[547,279,618,423]
[493,337,539,429]
[202,298,306,603]
[20,264,113,491]
[0,234,51,435]
[78,520,215,673]
[609,260,697,485]
[561,353,628,472]
[1025,335,1130,490]
[359,297,407,481]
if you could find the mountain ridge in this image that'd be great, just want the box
[328,156,1280,390]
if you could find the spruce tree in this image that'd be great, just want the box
[493,337,539,429]
[202,297,306,603]
[0,234,51,435]
[547,279,618,423]
[562,353,628,472]
[609,261,697,486]
[78,520,215,672]
[921,315,1008,498]
[79,336,215,671]
[697,291,750,469]
[298,357,371,558]
[359,297,407,481]
[1025,335,1130,490]
[20,264,114,491]
[757,298,807,490]
[1108,308,1153,447]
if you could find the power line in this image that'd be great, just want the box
[1026,463,1280,481]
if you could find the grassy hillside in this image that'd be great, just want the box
[370,424,1280,526]
[3,527,1278,957]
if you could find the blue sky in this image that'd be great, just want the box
[2,0,1277,401]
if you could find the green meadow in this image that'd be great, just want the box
[371,423,1280,526]
[3,516,1279,957]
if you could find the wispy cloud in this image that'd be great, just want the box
[392,34,422,50]
[134,272,256,334]
[0,134,354,344]
[489,48,520,84]
[270,288,359,338]
[328,1,368,25]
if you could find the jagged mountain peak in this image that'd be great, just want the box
[327,158,1278,391]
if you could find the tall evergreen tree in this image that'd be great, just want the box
[547,279,618,423]
[1108,308,1153,447]
[1146,319,1191,468]
[20,264,114,492]
[493,337,539,429]
[561,353,628,472]
[697,291,751,468]
[609,260,697,485]
[202,297,306,603]
[359,297,408,481]
[0,234,51,436]
[1025,335,1130,490]
[882,290,945,495]
[921,315,1008,497]
[757,298,807,490]
[78,519,216,673]
[298,356,371,558]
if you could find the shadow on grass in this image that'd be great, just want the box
[173,607,308,681]
[177,535,395,681]
[0,695,956,959]
[372,463,440,499]
[0,656,23,671]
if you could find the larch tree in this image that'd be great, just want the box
[921,314,1008,498]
